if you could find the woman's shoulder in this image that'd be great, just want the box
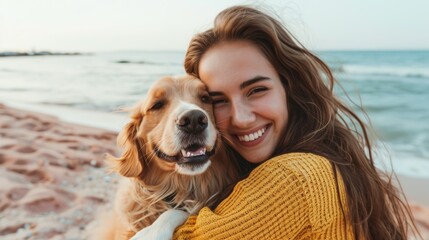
[215,153,331,216]
[237,152,339,206]
[216,152,344,224]
[250,152,342,205]
[254,152,334,180]
[255,152,347,231]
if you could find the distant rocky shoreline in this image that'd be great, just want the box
[0,51,86,57]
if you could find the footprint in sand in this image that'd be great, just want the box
[19,187,76,214]
[34,122,54,132]
[16,146,37,154]
[0,223,28,236]
[11,158,30,165]
[7,165,51,183]
[0,138,19,150]
[7,187,30,201]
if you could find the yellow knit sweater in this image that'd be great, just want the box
[173,153,354,240]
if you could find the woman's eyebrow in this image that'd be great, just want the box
[239,76,270,89]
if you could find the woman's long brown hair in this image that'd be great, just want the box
[184,5,420,240]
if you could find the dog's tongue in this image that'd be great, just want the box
[181,147,206,157]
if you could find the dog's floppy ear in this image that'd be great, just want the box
[107,105,145,178]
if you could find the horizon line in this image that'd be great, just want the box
[1,48,429,53]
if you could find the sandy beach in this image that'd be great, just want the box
[1,103,428,239]
[0,104,119,239]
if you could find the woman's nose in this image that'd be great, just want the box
[230,100,255,129]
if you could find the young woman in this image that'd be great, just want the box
[134,5,420,240]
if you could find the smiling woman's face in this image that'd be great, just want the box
[198,40,288,164]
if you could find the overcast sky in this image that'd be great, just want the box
[1,0,428,52]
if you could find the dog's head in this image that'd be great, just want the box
[109,75,219,178]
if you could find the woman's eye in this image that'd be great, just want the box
[150,101,164,111]
[201,95,212,104]
[212,99,227,106]
[247,87,268,97]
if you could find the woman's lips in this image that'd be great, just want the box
[235,124,271,147]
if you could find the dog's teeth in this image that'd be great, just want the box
[181,149,194,157]
[197,148,206,156]
[181,147,207,157]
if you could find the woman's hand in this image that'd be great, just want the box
[131,209,189,240]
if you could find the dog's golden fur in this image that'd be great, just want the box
[93,76,238,239]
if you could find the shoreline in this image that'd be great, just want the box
[2,101,128,133]
[0,51,87,57]
[0,103,428,239]
[5,101,429,179]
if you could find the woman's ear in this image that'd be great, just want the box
[107,107,145,178]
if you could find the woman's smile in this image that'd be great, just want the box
[235,124,270,147]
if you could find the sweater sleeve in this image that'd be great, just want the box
[173,153,352,240]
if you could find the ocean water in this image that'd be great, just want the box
[1,50,428,178]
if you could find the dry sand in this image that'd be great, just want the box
[0,104,119,239]
[0,103,428,239]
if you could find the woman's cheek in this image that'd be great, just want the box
[214,107,228,130]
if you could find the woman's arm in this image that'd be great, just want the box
[174,153,352,240]
[132,153,351,240]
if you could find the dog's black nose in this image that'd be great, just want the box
[177,110,208,134]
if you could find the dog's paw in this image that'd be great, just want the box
[131,209,189,240]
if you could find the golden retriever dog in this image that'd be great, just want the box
[93,75,238,240]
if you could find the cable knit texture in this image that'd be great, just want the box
[173,152,354,240]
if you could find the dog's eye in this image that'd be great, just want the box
[201,95,212,104]
[150,101,164,111]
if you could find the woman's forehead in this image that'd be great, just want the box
[199,41,277,91]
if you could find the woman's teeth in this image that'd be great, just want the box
[238,127,266,142]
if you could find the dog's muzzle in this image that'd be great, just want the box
[155,109,215,165]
